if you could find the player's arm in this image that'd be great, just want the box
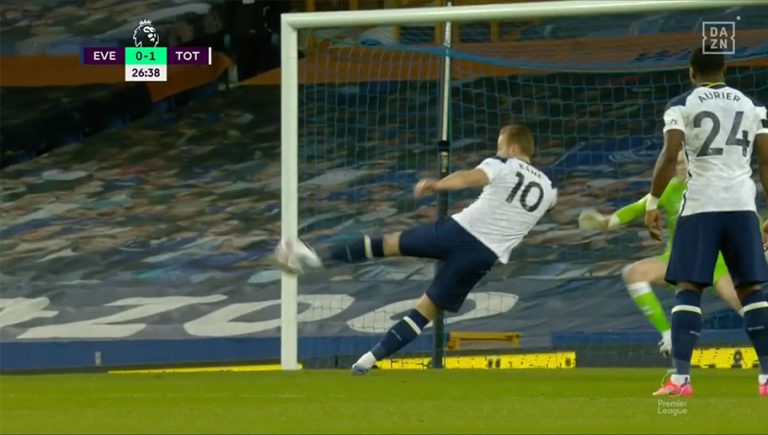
[414,169,489,197]
[645,131,683,240]
[757,137,768,198]
[645,103,685,241]
[755,108,768,247]
[649,131,683,204]
[578,196,647,230]
[415,158,501,197]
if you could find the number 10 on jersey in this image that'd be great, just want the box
[124,47,167,82]
[507,172,544,212]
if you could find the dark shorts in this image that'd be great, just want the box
[399,217,498,312]
[666,211,768,288]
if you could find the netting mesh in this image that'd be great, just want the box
[293,8,768,367]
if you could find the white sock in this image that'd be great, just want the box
[671,374,690,385]
[626,281,653,298]
[355,351,377,370]
[759,374,768,385]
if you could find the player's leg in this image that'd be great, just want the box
[351,254,495,374]
[736,281,768,396]
[621,256,672,356]
[322,231,405,263]
[328,219,456,264]
[654,213,720,396]
[711,257,742,313]
[720,211,768,395]
[739,284,768,396]
[275,221,448,273]
[351,219,498,374]
[351,292,439,374]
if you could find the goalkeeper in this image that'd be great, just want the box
[579,151,741,356]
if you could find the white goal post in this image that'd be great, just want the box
[279,0,760,370]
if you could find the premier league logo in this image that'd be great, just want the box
[133,19,159,47]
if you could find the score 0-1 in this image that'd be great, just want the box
[134,49,159,62]
[127,47,166,65]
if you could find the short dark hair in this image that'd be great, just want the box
[500,123,534,157]
[690,47,725,75]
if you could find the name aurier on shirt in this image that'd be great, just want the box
[698,90,741,103]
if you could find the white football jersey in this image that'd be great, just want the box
[663,83,768,216]
[452,157,557,263]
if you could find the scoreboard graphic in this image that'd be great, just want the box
[81,19,212,82]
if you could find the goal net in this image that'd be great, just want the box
[282,1,768,370]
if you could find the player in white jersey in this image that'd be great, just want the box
[644,48,768,397]
[275,123,557,374]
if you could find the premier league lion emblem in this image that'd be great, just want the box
[132,19,159,47]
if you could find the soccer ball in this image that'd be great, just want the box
[274,239,323,274]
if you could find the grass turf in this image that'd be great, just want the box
[1,368,765,434]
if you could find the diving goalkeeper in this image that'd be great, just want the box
[578,151,741,356]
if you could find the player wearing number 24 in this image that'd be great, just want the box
[274,123,557,374]
[645,48,768,397]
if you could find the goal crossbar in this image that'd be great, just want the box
[281,0,756,29]
[279,0,760,370]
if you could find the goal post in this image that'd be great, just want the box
[280,18,300,370]
[433,0,454,370]
[280,0,763,371]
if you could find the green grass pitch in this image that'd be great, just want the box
[1,368,765,434]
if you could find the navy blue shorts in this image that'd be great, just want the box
[399,217,498,312]
[666,211,768,288]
